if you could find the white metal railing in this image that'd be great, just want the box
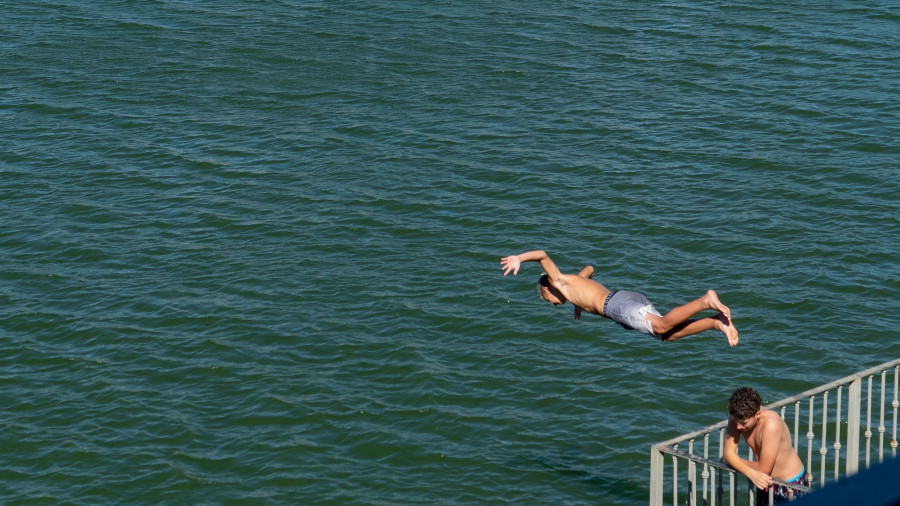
[650,358,900,505]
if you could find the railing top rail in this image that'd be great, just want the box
[653,357,900,449]
[653,446,812,493]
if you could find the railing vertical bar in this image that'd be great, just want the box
[806,396,815,482]
[650,446,664,506]
[865,375,873,469]
[747,447,755,506]
[846,377,860,476]
[820,390,829,487]
[671,444,678,506]
[892,365,899,458]
[703,433,710,506]
[719,427,725,460]
[718,428,725,506]
[689,439,696,506]
[834,385,843,482]
[793,400,800,454]
[728,470,735,506]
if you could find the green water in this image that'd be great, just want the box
[2,1,898,504]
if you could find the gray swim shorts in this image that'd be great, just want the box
[603,290,662,338]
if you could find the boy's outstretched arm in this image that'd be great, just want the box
[500,250,563,283]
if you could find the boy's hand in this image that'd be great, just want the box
[500,255,521,276]
[748,469,773,490]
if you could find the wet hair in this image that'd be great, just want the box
[536,274,553,298]
[728,387,761,420]
[537,274,551,288]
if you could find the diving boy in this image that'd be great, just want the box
[499,250,738,345]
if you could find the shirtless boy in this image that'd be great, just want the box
[499,250,738,345]
[725,387,809,505]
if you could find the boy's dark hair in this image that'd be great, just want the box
[537,274,551,288]
[728,387,762,420]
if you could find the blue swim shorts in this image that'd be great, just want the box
[756,467,809,505]
[603,291,662,338]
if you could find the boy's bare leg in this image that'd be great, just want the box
[655,290,732,331]
[652,313,739,346]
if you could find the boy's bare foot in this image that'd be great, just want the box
[715,313,739,346]
[704,290,731,321]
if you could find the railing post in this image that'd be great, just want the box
[702,433,710,506]
[807,396,815,479]
[650,446,664,506]
[672,451,679,506]
[688,439,696,506]
[893,366,899,458]
[718,428,725,506]
[865,375,873,469]
[747,447,756,506]
[834,386,843,482]
[847,377,861,476]
[728,471,736,505]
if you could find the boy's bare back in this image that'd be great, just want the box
[554,274,612,316]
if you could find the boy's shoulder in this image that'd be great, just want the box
[759,409,790,438]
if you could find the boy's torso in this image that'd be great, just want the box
[744,410,804,481]
[559,274,611,315]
